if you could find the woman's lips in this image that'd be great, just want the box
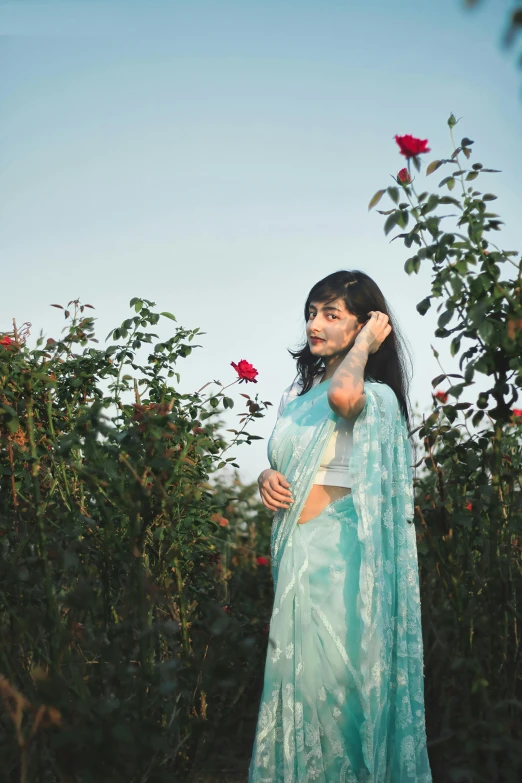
[310,337,325,344]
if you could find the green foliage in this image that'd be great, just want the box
[371,118,522,781]
[0,300,272,781]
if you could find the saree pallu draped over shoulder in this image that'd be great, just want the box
[249,380,432,783]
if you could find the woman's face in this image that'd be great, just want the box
[306,297,365,359]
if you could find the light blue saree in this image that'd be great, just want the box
[249,378,432,782]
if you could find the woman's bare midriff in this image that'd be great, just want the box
[297,484,351,525]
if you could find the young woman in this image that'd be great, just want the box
[249,271,432,783]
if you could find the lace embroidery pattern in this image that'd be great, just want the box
[250,381,432,782]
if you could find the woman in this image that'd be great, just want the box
[249,271,432,782]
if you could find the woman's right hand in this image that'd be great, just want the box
[258,468,294,512]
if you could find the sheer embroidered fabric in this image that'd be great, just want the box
[248,379,432,782]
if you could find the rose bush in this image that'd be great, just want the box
[371,116,522,781]
[0,299,272,781]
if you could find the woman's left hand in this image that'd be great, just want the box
[354,311,392,355]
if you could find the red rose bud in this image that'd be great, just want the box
[434,391,449,404]
[0,335,13,346]
[219,517,229,527]
[465,502,472,511]
[256,556,269,566]
[398,167,411,184]
[512,408,522,420]
[231,359,259,383]
[394,134,430,158]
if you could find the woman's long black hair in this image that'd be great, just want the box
[289,270,414,434]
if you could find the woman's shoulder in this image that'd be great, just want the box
[277,375,322,418]
[277,379,303,418]
[364,378,399,411]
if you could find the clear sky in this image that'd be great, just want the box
[1,0,521,481]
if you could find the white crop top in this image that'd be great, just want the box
[276,376,353,489]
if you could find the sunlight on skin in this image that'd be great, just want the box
[297,297,362,524]
[258,298,392,525]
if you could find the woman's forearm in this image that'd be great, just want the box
[327,340,369,418]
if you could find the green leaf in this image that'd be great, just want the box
[449,275,463,296]
[478,320,494,342]
[472,410,484,427]
[416,297,431,316]
[368,189,386,211]
[447,177,455,191]
[7,416,20,434]
[482,193,498,201]
[396,210,409,229]
[423,194,439,214]
[384,212,399,236]
[439,196,461,207]
[450,336,461,357]
[438,308,454,328]
[447,383,465,398]
[461,137,474,147]
[465,171,479,181]
[404,256,421,275]
[387,187,399,205]
[426,159,442,175]
[426,217,441,237]
[161,312,177,321]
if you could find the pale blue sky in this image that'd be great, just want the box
[1,0,521,480]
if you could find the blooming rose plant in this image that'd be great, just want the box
[368,114,522,780]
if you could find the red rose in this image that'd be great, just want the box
[434,391,449,404]
[256,556,269,566]
[219,517,229,527]
[398,167,411,184]
[0,335,13,346]
[512,408,522,420]
[231,359,258,383]
[395,134,430,158]
[465,502,472,511]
